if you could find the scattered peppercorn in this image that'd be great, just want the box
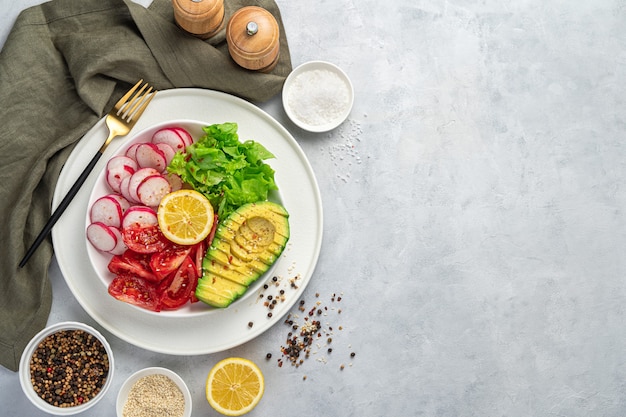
[274,291,354,373]
[266,353,272,359]
[248,322,254,328]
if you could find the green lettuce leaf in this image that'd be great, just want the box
[167,122,277,219]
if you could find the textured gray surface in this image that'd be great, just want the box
[2,0,626,416]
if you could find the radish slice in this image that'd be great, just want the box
[90,195,124,228]
[87,222,118,252]
[137,175,172,207]
[155,143,176,166]
[119,175,137,204]
[106,155,138,172]
[122,206,158,229]
[105,156,137,193]
[152,127,187,152]
[128,167,160,203]
[125,143,142,161]
[108,194,131,213]
[106,164,135,193]
[173,127,193,147]
[165,172,183,192]
[107,227,127,255]
[135,143,167,171]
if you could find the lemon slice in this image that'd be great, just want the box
[157,189,214,245]
[206,357,265,416]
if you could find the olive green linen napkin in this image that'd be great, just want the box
[0,0,291,371]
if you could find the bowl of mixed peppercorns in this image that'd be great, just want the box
[18,321,114,415]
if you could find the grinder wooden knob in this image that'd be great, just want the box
[226,6,280,72]
[172,0,225,39]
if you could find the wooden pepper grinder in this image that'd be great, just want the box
[226,6,280,72]
[172,0,225,40]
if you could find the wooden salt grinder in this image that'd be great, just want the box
[226,6,280,72]
[172,0,225,39]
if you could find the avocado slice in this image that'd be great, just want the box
[195,273,247,308]
[195,201,290,308]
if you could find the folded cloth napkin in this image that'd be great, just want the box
[0,0,292,371]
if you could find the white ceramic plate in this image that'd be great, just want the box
[52,88,323,355]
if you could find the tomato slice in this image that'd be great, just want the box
[158,255,198,309]
[108,250,159,282]
[149,244,193,281]
[193,240,206,278]
[190,241,206,303]
[122,224,169,254]
[108,274,161,312]
[206,214,219,246]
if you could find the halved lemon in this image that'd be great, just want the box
[206,357,265,416]
[157,189,214,245]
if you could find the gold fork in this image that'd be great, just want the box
[19,80,157,268]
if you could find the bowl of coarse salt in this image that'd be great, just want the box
[282,61,354,132]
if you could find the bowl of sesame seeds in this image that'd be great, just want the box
[18,321,114,415]
[116,367,192,417]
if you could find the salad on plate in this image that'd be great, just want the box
[86,122,290,312]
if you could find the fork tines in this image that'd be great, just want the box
[115,79,156,123]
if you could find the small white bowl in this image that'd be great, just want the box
[19,321,114,415]
[282,61,354,132]
[116,367,192,417]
